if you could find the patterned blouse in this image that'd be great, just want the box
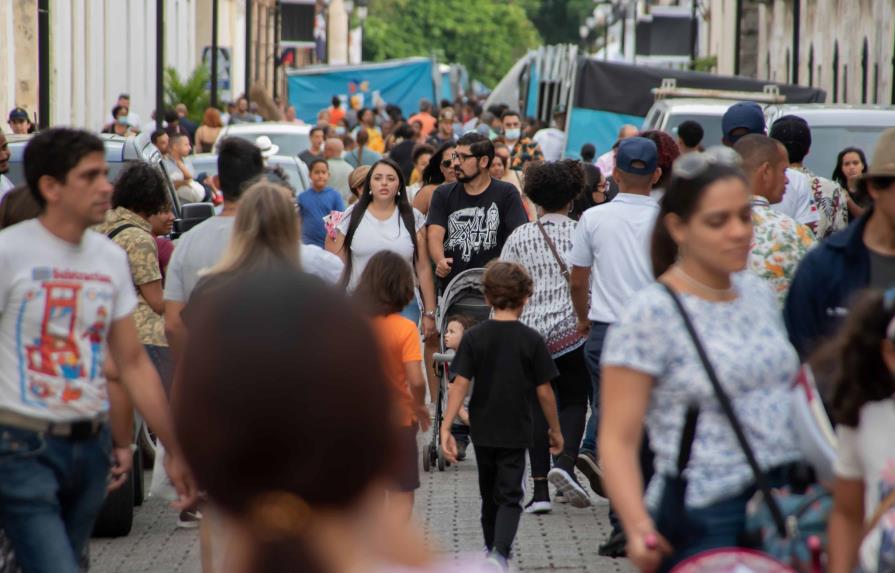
[509,137,544,170]
[793,165,849,240]
[749,196,816,306]
[602,272,802,508]
[500,214,584,357]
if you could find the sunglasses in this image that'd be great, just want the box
[672,146,742,179]
[441,159,452,168]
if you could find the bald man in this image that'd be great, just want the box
[734,134,815,305]
[325,137,354,203]
[596,124,639,178]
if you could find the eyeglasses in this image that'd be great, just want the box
[440,159,452,168]
[451,152,477,163]
[671,146,742,179]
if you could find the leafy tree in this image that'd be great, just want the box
[164,65,211,124]
[516,0,595,46]
[363,0,541,88]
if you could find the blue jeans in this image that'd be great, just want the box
[580,322,611,455]
[0,424,112,573]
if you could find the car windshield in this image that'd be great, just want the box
[228,132,310,157]
[802,125,891,178]
[664,113,725,149]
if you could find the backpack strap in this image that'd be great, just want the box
[107,223,138,240]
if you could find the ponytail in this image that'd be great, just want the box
[650,211,678,278]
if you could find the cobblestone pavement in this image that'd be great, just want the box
[91,440,634,572]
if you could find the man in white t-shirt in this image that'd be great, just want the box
[568,136,661,555]
[0,128,196,572]
[721,102,819,229]
[532,106,568,162]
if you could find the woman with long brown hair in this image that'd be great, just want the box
[195,108,225,153]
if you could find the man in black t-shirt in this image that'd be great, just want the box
[440,261,562,568]
[426,132,529,288]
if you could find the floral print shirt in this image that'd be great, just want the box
[749,196,816,306]
[602,273,802,508]
[793,165,849,240]
[509,137,544,170]
[96,207,166,346]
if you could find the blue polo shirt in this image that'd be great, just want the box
[297,186,344,248]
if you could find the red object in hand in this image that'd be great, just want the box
[644,532,658,550]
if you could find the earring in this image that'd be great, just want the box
[397,190,402,196]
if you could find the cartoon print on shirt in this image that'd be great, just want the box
[876,459,895,570]
[446,203,500,262]
[16,268,114,413]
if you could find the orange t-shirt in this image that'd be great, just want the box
[329,106,346,126]
[371,314,423,427]
[409,112,437,137]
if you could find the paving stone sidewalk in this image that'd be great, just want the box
[91,439,634,572]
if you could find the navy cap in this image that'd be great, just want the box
[8,107,28,122]
[616,137,658,175]
[722,102,766,143]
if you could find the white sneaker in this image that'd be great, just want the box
[523,499,552,514]
[553,490,568,504]
[548,467,591,508]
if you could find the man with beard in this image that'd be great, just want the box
[427,132,528,288]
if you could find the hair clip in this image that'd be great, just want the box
[249,491,312,541]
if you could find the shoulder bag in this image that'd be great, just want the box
[536,219,584,355]
[660,282,831,573]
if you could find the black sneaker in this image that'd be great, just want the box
[456,440,468,461]
[598,529,627,558]
[524,498,552,514]
[176,508,203,529]
[575,451,606,498]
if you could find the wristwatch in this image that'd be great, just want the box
[423,310,436,319]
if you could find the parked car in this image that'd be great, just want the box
[191,152,310,196]
[765,104,895,177]
[214,122,312,157]
[641,98,774,149]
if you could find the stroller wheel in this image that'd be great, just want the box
[437,447,446,471]
[423,445,432,472]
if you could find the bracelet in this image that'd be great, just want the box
[114,443,138,453]
[423,310,436,319]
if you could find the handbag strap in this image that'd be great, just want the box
[660,282,789,539]
[864,488,895,538]
[535,219,570,282]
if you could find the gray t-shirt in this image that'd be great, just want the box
[869,249,895,290]
[164,216,236,303]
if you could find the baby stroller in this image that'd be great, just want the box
[423,268,491,472]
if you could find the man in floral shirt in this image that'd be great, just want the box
[501,110,543,170]
[770,115,849,240]
[735,134,816,305]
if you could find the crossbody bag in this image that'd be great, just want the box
[535,220,584,355]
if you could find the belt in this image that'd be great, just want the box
[0,409,108,440]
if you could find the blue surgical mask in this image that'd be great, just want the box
[117,115,129,125]
[334,126,346,136]
[504,128,521,141]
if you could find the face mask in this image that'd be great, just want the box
[117,116,129,125]
[504,128,521,141]
[334,126,346,136]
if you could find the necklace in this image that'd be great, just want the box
[672,265,737,298]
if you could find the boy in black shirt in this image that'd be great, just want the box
[440,260,562,570]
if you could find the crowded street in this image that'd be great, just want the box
[3,1,895,573]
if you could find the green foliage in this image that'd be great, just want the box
[691,55,718,73]
[516,0,596,46]
[164,65,211,124]
[363,0,541,88]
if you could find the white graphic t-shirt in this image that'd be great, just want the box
[0,220,137,421]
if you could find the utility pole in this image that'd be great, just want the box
[211,0,219,108]
[734,0,742,75]
[245,0,252,101]
[156,0,164,131]
[273,1,280,101]
[791,0,800,84]
[38,0,50,130]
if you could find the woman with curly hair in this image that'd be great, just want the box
[827,289,895,573]
[640,130,681,202]
[500,159,592,513]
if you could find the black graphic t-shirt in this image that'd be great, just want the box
[426,179,529,287]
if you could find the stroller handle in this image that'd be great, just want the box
[433,352,455,364]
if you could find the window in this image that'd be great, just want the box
[844,65,848,103]
[786,49,791,83]
[832,41,839,104]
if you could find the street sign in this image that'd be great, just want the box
[202,46,231,93]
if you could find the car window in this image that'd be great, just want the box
[664,113,725,149]
[229,132,310,157]
[803,125,892,178]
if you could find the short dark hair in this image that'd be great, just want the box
[308,158,329,172]
[331,95,341,108]
[580,143,596,162]
[164,109,180,123]
[112,105,128,119]
[0,185,41,229]
[112,162,171,216]
[482,260,533,310]
[217,137,264,201]
[169,132,188,146]
[446,314,477,331]
[150,129,168,146]
[525,160,584,212]
[354,251,415,316]
[412,144,435,164]
[677,120,704,148]
[24,128,105,209]
[500,109,521,122]
[734,134,786,176]
[457,131,494,167]
[309,126,326,138]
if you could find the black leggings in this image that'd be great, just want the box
[529,345,589,478]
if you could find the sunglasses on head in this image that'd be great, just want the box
[672,146,742,179]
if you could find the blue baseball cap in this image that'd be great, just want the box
[722,102,766,143]
[616,137,658,175]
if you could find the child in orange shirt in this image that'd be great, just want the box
[355,250,430,521]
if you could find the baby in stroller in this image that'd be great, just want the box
[443,314,478,459]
